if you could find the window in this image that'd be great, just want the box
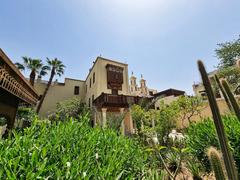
[93,72,95,84]
[90,78,92,88]
[74,86,80,95]
[92,95,94,103]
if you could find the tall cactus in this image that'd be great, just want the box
[197,60,238,180]
[221,79,240,120]
[207,147,226,180]
[214,75,233,111]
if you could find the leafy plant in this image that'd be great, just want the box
[198,60,238,180]
[215,35,240,68]
[106,112,125,134]
[186,116,240,175]
[55,98,90,120]
[0,117,149,179]
[172,95,204,126]
[16,107,37,128]
[0,117,7,126]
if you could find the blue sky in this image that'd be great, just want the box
[1,0,240,94]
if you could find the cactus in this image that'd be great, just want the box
[207,147,226,180]
[214,75,233,112]
[197,60,238,180]
[221,79,240,120]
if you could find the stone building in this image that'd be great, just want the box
[129,72,157,97]
[34,56,156,134]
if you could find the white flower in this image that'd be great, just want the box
[66,162,71,168]
[83,172,87,177]
[168,129,185,142]
[152,134,159,145]
[95,153,99,160]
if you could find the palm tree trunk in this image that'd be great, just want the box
[29,70,36,86]
[36,68,55,114]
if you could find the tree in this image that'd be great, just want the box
[217,66,240,94]
[173,96,204,127]
[15,57,50,86]
[215,36,240,68]
[36,58,65,114]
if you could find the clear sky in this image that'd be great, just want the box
[1,0,240,94]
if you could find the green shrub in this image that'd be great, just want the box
[55,98,90,120]
[16,107,37,127]
[186,115,240,173]
[0,116,148,179]
[0,117,7,126]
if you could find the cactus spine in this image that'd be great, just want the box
[207,147,226,180]
[214,75,233,112]
[197,60,238,180]
[221,79,240,120]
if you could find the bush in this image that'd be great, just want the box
[186,115,240,173]
[0,116,148,179]
[16,107,37,128]
[55,98,90,120]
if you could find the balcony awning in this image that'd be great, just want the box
[0,49,39,105]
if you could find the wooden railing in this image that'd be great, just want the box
[93,93,148,108]
[0,67,38,105]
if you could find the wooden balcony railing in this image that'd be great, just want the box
[93,93,150,108]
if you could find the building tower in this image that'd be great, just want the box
[129,72,138,95]
[140,74,148,96]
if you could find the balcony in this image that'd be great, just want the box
[93,93,149,108]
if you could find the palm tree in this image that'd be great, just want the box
[15,57,50,86]
[36,58,65,114]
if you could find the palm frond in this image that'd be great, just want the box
[15,62,25,71]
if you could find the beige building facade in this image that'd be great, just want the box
[34,57,156,135]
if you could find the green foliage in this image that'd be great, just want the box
[55,98,90,120]
[198,60,238,180]
[155,102,178,144]
[37,58,65,113]
[0,117,148,179]
[207,147,226,180]
[152,146,190,179]
[131,104,145,131]
[221,79,240,120]
[0,117,7,126]
[16,107,37,127]
[217,66,240,93]
[186,116,240,174]
[215,35,240,68]
[185,156,203,180]
[15,57,50,86]
[172,96,204,125]
[106,112,125,133]
[131,103,178,145]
